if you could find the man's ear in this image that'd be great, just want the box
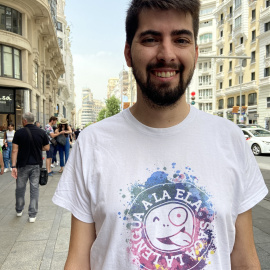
[124,42,132,67]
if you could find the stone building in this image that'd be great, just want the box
[0,0,64,130]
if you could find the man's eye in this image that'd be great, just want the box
[142,38,157,44]
[176,39,190,44]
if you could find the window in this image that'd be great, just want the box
[199,63,202,69]
[200,20,213,27]
[199,89,212,99]
[235,16,242,28]
[265,67,270,77]
[199,33,212,43]
[251,9,256,21]
[229,79,232,87]
[209,62,211,69]
[265,22,270,32]
[240,37,243,44]
[227,97,234,108]
[35,63,38,88]
[266,44,270,57]
[251,51,256,63]
[229,43,233,53]
[248,93,257,106]
[204,62,208,70]
[220,82,223,89]
[200,7,214,15]
[219,99,224,109]
[58,37,63,49]
[0,45,21,79]
[230,24,233,34]
[0,5,22,35]
[229,6,233,16]
[237,95,245,106]
[57,21,63,31]
[220,48,223,55]
[199,75,212,86]
[251,72,255,81]
[220,30,223,38]
[220,65,223,72]
[42,72,45,93]
[235,0,241,8]
[252,30,256,42]
[229,61,232,71]
[267,97,270,108]
[267,0,270,8]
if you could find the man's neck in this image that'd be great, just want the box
[130,94,190,128]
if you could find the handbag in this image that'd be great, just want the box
[25,127,48,186]
[50,137,57,146]
[56,134,66,146]
[2,144,7,151]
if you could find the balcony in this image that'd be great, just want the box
[225,81,257,95]
[260,6,270,21]
[249,0,257,7]
[218,19,224,27]
[260,76,270,87]
[234,64,246,74]
[216,37,225,47]
[216,72,224,80]
[235,44,245,55]
[265,54,270,67]
[226,13,233,20]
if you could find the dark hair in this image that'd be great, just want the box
[49,116,58,122]
[8,123,15,127]
[59,123,68,130]
[125,0,201,47]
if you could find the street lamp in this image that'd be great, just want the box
[198,55,251,123]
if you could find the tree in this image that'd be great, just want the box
[97,96,120,122]
[106,96,121,117]
[84,122,93,128]
[97,108,108,122]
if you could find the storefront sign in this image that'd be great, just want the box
[0,89,14,113]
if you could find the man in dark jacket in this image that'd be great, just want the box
[11,112,49,223]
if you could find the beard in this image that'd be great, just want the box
[132,61,195,108]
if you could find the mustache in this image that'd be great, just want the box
[146,63,185,73]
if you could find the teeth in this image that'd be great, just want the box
[155,71,176,78]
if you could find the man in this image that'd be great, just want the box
[53,1,268,269]
[11,112,49,223]
[34,121,41,128]
[45,116,65,176]
[74,128,80,140]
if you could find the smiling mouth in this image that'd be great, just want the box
[153,71,177,78]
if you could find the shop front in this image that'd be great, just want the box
[0,88,30,131]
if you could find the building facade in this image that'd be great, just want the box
[55,0,75,126]
[0,0,64,130]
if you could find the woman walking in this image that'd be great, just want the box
[55,119,72,173]
[3,123,15,172]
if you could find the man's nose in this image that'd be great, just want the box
[156,40,176,63]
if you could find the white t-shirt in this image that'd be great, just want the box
[53,106,268,270]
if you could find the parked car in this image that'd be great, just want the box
[242,128,270,156]
[238,124,266,129]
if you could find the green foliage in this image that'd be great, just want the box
[97,96,120,122]
[84,122,93,128]
[97,108,108,122]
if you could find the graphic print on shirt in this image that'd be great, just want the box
[120,164,216,269]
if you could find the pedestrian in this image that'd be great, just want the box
[74,128,80,140]
[45,116,65,176]
[55,118,72,173]
[3,123,15,172]
[11,112,49,223]
[34,121,41,128]
[53,1,268,269]
[51,125,59,167]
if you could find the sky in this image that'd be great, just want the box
[65,0,131,110]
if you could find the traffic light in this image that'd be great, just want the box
[191,91,196,105]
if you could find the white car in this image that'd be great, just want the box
[242,128,270,156]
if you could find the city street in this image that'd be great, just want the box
[0,157,270,269]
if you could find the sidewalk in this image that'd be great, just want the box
[0,166,270,269]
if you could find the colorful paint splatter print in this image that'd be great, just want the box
[120,164,217,269]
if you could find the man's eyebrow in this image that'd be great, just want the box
[171,29,194,38]
[139,30,161,38]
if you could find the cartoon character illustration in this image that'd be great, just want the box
[145,202,195,252]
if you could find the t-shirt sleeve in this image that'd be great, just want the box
[52,141,94,223]
[238,141,268,214]
[12,131,19,145]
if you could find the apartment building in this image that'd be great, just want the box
[214,0,263,124]
[0,0,64,129]
[257,0,270,128]
[56,0,75,126]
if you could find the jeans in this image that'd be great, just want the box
[3,142,12,168]
[15,165,40,217]
[52,144,58,164]
[58,137,70,167]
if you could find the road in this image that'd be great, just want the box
[255,154,270,201]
